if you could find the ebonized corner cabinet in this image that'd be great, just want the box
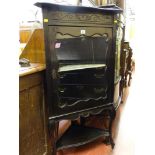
[35,2,123,154]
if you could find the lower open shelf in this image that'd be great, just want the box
[56,124,109,150]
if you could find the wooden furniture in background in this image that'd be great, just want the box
[123,41,133,87]
[19,25,71,155]
[116,0,125,10]
[95,0,108,5]
[120,41,133,103]
[95,0,125,10]
[19,69,48,155]
[20,29,32,43]
[20,29,45,64]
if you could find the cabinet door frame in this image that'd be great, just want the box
[44,25,116,119]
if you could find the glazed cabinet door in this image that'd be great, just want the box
[46,26,115,118]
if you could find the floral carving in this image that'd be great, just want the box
[49,11,112,25]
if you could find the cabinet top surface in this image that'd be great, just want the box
[19,63,45,77]
[35,2,122,14]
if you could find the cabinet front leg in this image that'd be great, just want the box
[103,108,116,149]
[48,120,59,155]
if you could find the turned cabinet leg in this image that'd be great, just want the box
[109,107,116,149]
[109,117,115,148]
[49,121,59,155]
[120,80,124,104]
[128,72,132,86]
[125,73,128,87]
[103,108,116,149]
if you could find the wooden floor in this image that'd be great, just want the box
[56,78,135,155]
[112,84,135,155]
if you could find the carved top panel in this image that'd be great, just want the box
[47,11,113,25]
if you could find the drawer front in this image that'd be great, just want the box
[59,67,107,85]
[58,85,108,99]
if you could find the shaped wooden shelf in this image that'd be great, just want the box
[56,124,109,150]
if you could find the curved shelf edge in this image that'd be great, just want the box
[56,124,109,151]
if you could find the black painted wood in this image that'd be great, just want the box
[35,2,123,14]
[35,2,124,154]
[56,124,109,151]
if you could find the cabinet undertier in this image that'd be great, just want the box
[56,124,109,150]
[54,80,120,151]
